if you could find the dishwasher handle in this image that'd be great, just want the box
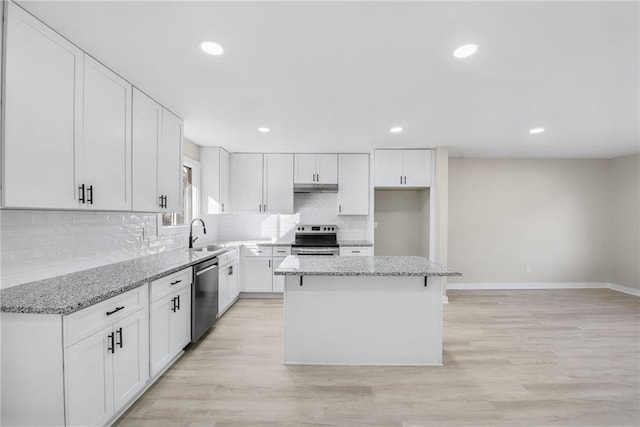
[196,264,218,276]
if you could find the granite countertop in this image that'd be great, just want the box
[338,240,373,247]
[274,255,462,277]
[0,247,233,315]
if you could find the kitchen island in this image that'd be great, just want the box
[275,256,461,366]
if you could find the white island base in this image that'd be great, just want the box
[283,275,443,366]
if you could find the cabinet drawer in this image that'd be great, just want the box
[272,246,291,256]
[64,284,148,347]
[243,245,273,257]
[339,246,373,256]
[150,268,192,302]
[218,248,239,266]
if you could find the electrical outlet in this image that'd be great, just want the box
[526,265,532,273]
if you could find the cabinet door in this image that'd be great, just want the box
[316,154,338,184]
[150,295,172,377]
[294,154,317,184]
[374,150,403,187]
[243,257,272,292]
[159,109,183,213]
[65,326,113,427]
[80,56,132,211]
[230,153,263,213]
[272,256,287,293]
[337,154,369,215]
[4,2,83,209]
[220,148,230,213]
[112,309,149,412]
[229,261,240,300]
[132,89,161,212]
[403,150,433,187]
[218,265,229,314]
[170,287,191,352]
[263,153,293,213]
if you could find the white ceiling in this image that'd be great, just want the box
[17,1,640,158]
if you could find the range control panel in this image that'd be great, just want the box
[295,224,337,233]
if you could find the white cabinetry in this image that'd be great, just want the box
[132,89,184,213]
[218,248,240,315]
[149,268,192,377]
[374,149,433,188]
[337,154,369,215]
[339,246,373,256]
[294,154,338,184]
[201,147,230,214]
[64,285,149,426]
[242,245,291,293]
[3,2,83,209]
[230,153,293,213]
[80,56,132,211]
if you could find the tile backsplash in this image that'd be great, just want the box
[0,210,192,289]
[217,193,370,242]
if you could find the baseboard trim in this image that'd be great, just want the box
[447,282,639,297]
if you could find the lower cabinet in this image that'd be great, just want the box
[64,285,149,426]
[150,268,192,377]
[242,245,291,293]
[272,256,287,292]
[219,248,240,315]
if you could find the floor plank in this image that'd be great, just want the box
[117,289,640,426]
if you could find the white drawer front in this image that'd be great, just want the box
[339,246,373,256]
[243,245,273,257]
[272,246,291,256]
[64,284,148,347]
[226,248,239,263]
[150,268,192,302]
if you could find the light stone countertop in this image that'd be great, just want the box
[274,255,462,277]
[0,247,235,315]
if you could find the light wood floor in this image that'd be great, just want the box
[117,289,640,426]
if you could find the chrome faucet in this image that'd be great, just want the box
[188,218,207,249]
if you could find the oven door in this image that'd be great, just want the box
[292,247,339,256]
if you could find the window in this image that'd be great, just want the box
[159,157,200,232]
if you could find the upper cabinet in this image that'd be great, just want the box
[158,109,183,213]
[230,153,293,214]
[80,56,132,211]
[200,147,230,214]
[3,2,83,209]
[337,154,369,215]
[132,90,183,213]
[374,149,433,188]
[2,2,183,212]
[294,154,338,185]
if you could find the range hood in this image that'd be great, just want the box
[293,183,339,193]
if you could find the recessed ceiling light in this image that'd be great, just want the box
[529,127,545,134]
[200,41,224,56]
[453,44,478,59]
[258,127,270,133]
[390,127,403,133]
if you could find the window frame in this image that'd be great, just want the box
[157,156,201,235]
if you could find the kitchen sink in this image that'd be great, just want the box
[191,245,225,253]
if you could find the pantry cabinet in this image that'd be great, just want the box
[230,153,293,213]
[201,147,230,214]
[3,1,83,209]
[337,154,369,215]
[374,149,433,188]
[80,56,132,211]
[132,89,184,213]
[294,153,338,184]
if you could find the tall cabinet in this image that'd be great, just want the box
[201,147,230,214]
[337,153,369,215]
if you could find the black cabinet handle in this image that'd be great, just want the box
[116,327,123,348]
[352,250,361,254]
[170,280,182,285]
[159,195,164,208]
[106,306,125,316]
[269,259,271,268]
[228,266,233,276]
[339,205,342,213]
[108,332,115,354]
[171,297,177,312]
[87,185,93,205]
[221,203,224,212]
[164,195,168,208]
[176,295,180,310]
[78,184,85,204]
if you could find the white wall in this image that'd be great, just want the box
[448,158,611,284]
[607,154,640,290]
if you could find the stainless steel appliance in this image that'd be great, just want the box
[291,224,339,256]
[192,257,218,343]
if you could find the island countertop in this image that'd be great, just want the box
[274,255,461,277]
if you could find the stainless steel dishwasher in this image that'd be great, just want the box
[192,257,219,343]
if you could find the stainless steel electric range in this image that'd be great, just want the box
[291,224,339,256]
